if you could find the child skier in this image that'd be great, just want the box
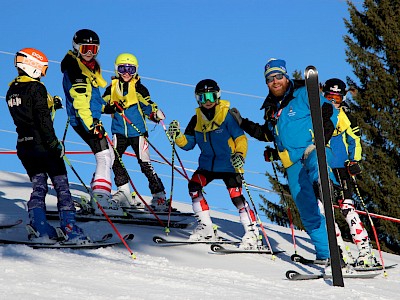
[323,78,379,267]
[102,53,169,212]
[6,48,88,243]
[61,29,124,216]
[167,79,260,249]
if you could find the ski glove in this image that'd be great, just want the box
[53,96,63,110]
[231,153,245,169]
[49,140,65,158]
[104,101,124,114]
[149,109,166,123]
[345,161,361,176]
[230,108,243,126]
[90,119,106,139]
[264,146,279,162]
[167,120,181,140]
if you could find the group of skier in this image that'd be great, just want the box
[5,28,379,268]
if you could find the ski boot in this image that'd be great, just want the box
[27,208,58,241]
[59,210,90,244]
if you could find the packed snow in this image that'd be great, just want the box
[0,170,398,300]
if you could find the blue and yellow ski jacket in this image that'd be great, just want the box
[102,76,158,137]
[61,51,107,131]
[330,104,362,168]
[175,100,247,173]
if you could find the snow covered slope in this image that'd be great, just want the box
[0,171,398,300]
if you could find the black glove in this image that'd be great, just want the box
[104,102,124,114]
[53,96,63,110]
[231,153,245,169]
[230,108,243,126]
[167,120,181,140]
[90,119,105,139]
[345,161,361,176]
[264,146,279,162]
[49,140,65,158]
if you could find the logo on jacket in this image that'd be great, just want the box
[8,94,22,107]
[288,106,296,117]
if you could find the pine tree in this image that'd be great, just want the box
[344,0,400,253]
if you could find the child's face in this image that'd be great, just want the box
[120,72,133,82]
[81,52,95,61]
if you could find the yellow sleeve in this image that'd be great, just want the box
[234,135,248,158]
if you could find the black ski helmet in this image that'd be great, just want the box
[72,29,100,55]
[323,78,346,96]
[194,79,221,105]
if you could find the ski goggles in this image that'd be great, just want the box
[324,93,343,104]
[197,92,218,104]
[79,44,99,56]
[266,73,285,84]
[117,64,137,75]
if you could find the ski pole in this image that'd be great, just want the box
[287,206,297,254]
[114,103,188,180]
[270,160,297,253]
[351,175,386,276]
[62,117,70,142]
[160,119,189,179]
[104,135,166,228]
[237,170,276,259]
[165,140,176,234]
[63,155,136,259]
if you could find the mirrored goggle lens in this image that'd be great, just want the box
[266,73,284,83]
[117,64,137,75]
[79,44,99,55]
[199,92,217,104]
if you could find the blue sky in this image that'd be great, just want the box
[0,0,359,221]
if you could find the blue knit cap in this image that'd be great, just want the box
[264,58,289,79]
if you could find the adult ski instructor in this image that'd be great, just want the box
[230,58,349,261]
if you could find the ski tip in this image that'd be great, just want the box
[304,65,318,78]
[286,270,299,280]
[123,233,135,241]
[210,244,223,252]
[153,236,165,244]
[102,233,113,241]
[291,253,301,262]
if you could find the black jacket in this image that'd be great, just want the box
[6,77,58,149]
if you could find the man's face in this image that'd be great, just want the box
[266,73,289,97]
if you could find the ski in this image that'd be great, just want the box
[45,210,192,229]
[291,253,397,271]
[353,264,397,272]
[0,233,134,249]
[210,244,285,255]
[0,219,23,229]
[72,193,194,217]
[305,66,344,286]
[286,270,380,281]
[123,207,194,217]
[291,253,327,265]
[153,235,240,245]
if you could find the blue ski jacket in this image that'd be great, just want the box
[175,100,247,173]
